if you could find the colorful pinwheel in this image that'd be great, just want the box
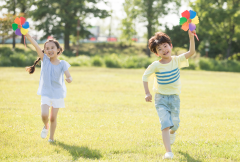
[179,10,199,41]
[12,17,29,36]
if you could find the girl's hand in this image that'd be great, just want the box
[65,77,72,83]
[145,93,152,102]
[188,30,195,39]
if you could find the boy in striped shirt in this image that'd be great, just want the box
[142,30,196,159]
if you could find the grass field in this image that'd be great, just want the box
[0,67,240,162]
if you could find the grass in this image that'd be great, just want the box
[0,67,240,162]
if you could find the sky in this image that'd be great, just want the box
[0,0,193,39]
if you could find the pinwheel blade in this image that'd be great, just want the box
[22,22,29,29]
[192,16,199,24]
[181,10,190,19]
[14,17,21,25]
[181,22,189,31]
[12,23,18,31]
[179,17,187,25]
[189,23,196,31]
[21,28,28,35]
[189,10,196,19]
[15,28,22,36]
[20,17,26,25]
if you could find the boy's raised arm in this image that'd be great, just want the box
[184,30,196,59]
[25,33,44,60]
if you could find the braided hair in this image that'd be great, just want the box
[25,57,41,74]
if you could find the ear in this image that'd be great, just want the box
[155,53,160,57]
[170,44,173,49]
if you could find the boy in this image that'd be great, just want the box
[142,30,196,159]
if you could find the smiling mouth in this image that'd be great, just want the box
[163,52,169,55]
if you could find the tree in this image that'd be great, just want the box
[124,0,181,57]
[0,0,32,46]
[0,14,14,44]
[30,0,109,50]
[119,0,138,44]
[191,0,240,58]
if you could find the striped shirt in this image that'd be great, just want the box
[142,54,189,95]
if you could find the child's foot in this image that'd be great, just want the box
[170,132,176,145]
[48,139,54,142]
[163,152,174,159]
[40,126,48,139]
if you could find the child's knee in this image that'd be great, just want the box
[50,116,56,123]
[42,114,48,120]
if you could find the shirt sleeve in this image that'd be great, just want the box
[176,54,189,68]
[62,60,71,72]
[142,62,157,82]
[42,54,49,63]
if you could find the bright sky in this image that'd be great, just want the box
[0,0,192,39]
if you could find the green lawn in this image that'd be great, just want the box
[0,67,239,162]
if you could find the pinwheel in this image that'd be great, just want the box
[179,10,199,41]
[12,17,29,46]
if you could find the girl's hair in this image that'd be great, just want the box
[148,32,172,54]
[26,39,64,74]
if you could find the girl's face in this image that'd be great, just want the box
[44,42,59,58]
[155,43,172,59]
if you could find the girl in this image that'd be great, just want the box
[25,33,72,142]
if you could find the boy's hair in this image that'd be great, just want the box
[26,39,64,74]
[148,32,172,54]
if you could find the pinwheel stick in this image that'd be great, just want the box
[194,33,199,41]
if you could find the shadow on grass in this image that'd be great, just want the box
[53,141,102,161]
[179,151,202,162]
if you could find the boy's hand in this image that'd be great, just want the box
[145,93,152,102]
[188,30,195,39]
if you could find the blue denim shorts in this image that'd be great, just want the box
[154,93,180,131]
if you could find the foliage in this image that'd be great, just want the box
[123,0,181,57]
[1,45,240,72]
[91,55,104,67]
[119,0,138,44]
[190,0,240,59]
[0,14,14,43]
[0,47,37,67]
[30,0,110,50]
[104,54,122,68]
[199,57,240,72]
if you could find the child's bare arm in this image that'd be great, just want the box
[184,30,196,59]
[25,33,44,60]
[143,81,152,102]
[64,70,72,83]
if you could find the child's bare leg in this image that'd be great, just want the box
[41,104,50,129]
[49,107,59,140]
[162,127,171,152]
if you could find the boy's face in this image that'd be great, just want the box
[155,43,172,59]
